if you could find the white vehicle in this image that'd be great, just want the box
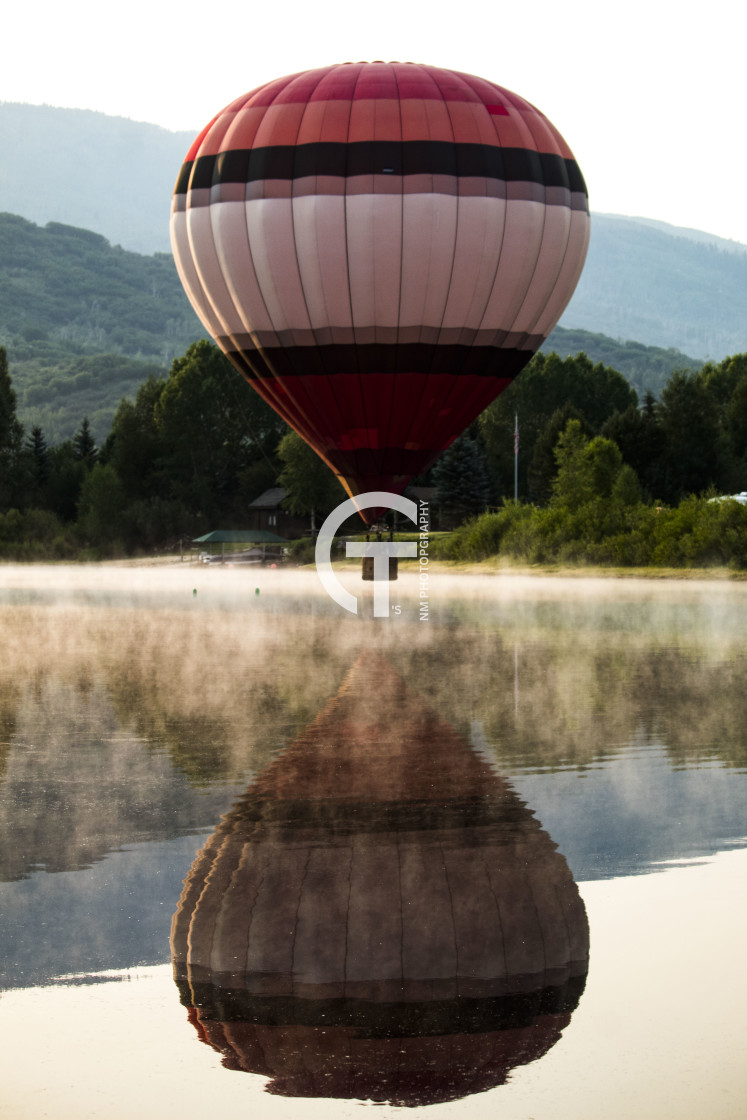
[708,492,747,505]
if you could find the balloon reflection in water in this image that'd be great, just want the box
[171,656,589,1105]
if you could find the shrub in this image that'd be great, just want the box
[430,493,747,570]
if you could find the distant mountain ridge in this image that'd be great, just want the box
[1,101,745,362]
[596,213,747,255]
[0,211,704,443]
[0,102,192,255]
[561,214,747,360]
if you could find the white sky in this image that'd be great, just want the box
[4,0,745,244]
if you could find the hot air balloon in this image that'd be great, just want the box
[171,62,589,520]
[171,655,589,1105]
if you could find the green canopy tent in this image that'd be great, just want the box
[192,530,290,565]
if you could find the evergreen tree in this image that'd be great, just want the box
[20,425,51,508]
[45,442,87,521]
[528,405,592,504]
[0,347,25,510]
[699,356,747,489]
[0,348,19,449]
[657,372,726,502]
[601,395,665,500]
[433,435,491,527]
[27,426,50,484]
[725,377,747,466]
[72,417,98,467]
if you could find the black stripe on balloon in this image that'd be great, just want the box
[224,794,532,833]
[225,342,534,381]
[176,142,586,195]
[175,968,588,1032]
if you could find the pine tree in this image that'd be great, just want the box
[0,347,25,510]
[27,426,50,486]
[433,435,491,527]
[0,348,20,450]
[72,417,98,467]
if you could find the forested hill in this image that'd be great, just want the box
[0,212,204,359]
[0,213,207,442]
[541,327,696,404]
[0,212,701,443]
[2,101,745,362]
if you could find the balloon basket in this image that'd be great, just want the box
[361,557,398,581]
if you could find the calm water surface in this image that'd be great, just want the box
[0,565,745,1119]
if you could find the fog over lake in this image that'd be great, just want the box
[1,564,745,1118]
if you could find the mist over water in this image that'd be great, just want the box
[0,563,745,1117]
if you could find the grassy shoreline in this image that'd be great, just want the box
[2,553,746,581]
[86,555,747,580]
[327,557,747,580]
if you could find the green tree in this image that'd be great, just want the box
[102,377,167,503]
[0,347,26,510]
[26,426,50,484]
[657,371,726,502]
[44,441,87,521]
[551,420,630,511]
[480,351,637,499]
[72,416,98,467]
[725,377,747,466]
[698,353,747,427]
[23,425,50,507]
[155,341,286,522]
[611,463,642,508]
[432,434,491,527]
[77,462,127,551]
[528,404,592,504]
[277,431,343,531]
[698,354,747,488]
[601,392,665,500]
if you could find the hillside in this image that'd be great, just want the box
[0,212,703,444]
[602,214,747,255]
[1,102,745,362]
[562,214,747,360]
[0,213,207,441]
[542,327,696,401]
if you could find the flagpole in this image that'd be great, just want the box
[514,413,519,501]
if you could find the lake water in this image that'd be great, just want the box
[0,564,745,1119]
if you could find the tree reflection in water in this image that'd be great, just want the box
[171,654,589,1106]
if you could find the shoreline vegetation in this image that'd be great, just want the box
[2,340,747,571]
[420,494,747,570]
[2,494,746,573]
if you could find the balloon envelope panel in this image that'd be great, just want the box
[171,62,589,506]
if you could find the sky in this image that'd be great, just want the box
[4,0,745,244]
